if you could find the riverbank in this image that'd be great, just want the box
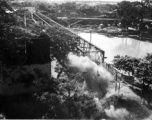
[71,28,152,42]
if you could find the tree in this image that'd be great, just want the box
[117,1,134,29]
[142,0,152,19]
[142,0,152,8]
[44,26,79,67]
[0,0,37,65]
[117,0,152,30]
[38,3,51,13]
[113,54,152,88]
[134,0,152,31]
[33,71,98,119]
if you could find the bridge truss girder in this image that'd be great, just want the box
[33,11,105,65]
[76,38,105,64]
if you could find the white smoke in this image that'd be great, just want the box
[105,105,129,119]
[67,53,113,98]
[143,114,152,120]
[93,97,103,112]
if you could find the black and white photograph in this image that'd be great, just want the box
[0,0,152,119]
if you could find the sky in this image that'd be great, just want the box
[28,0,141,3]
[42,0,139,1]
[61,0,139,2]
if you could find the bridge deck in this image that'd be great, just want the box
[58,17,120,21]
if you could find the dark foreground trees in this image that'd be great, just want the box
[0,1,99,119]
[0,0,37,65]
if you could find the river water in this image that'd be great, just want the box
[78,32,152,63]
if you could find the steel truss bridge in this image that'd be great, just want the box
[32,11,143,92]
[58,17,120,27]
[33,11,105,65]
[58,17,119,21]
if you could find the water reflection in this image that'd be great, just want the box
[78,33,152,63]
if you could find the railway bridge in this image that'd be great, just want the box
[58,17,120,28]
[19,9,145,95]
[33,11,106,65]
[32,11,143,92]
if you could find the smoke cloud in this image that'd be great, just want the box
[67,53,112,98]
[105,105,129,118]
[94,97,102,109]
[144,114,152,120]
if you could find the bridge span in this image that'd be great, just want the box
[58,17,120,27]
[57,17,120,21]
[33,11,105,65]
[33,11,143,92]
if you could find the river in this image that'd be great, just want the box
[78,32,152,63]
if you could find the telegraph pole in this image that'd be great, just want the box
[90,29,92,43]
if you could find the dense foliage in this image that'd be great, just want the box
[45,26,79,66]
[0,1,99,119]
[113,54,152,86]
[0,0,37,65]
[37,2,118,18]
[117,0,152,30]
[36,75,99,119]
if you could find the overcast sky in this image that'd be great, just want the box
[62,0,140,2]
[52,0,140,1]
[30,0,141,2]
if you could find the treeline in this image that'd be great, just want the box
[14,0,152,31]
[36,0,152,30]
[37,2,118,17]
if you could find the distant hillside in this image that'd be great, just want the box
[75,1,118,6]
[51,1,118,5]
[15,0,118,5]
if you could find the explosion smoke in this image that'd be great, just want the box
[105,105,129,118]
[68,53,113,98]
